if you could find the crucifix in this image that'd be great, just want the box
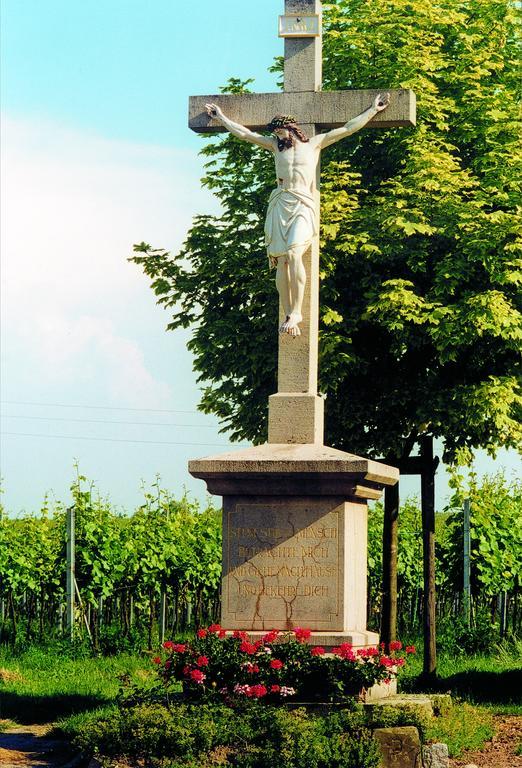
[189,0,415,447]
[188,1,411,653]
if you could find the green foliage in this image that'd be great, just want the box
[443,467,522,599]
[131,0,521,462]
[0,468,221,648]
[67,700,381,768]
[425,701,494,757]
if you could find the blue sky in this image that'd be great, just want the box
[1,0,519,515]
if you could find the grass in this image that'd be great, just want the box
[399,640,522,711]
[0,644,153,723]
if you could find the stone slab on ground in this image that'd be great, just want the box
[364,693,435,728]
[373,725,422,768]
[0,723,77,768]
[423,742,450,768]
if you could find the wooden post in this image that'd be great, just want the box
[420,436,436,678]
[66,505,75,641]
[463,497,471,627]
[381,481,399,647]
[159,591,167,645]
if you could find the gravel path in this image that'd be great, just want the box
[0,723,80,768]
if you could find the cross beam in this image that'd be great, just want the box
[189,90,416,133]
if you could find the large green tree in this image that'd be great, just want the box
[133,0,521,462]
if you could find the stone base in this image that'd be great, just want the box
[189,442,398,653]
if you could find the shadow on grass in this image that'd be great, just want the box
[405,668,522,704]
[0,691,111,723]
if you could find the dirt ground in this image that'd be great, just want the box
[450,715,522,768]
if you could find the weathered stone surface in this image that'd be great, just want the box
[365,694,434,732]
[221,496,369,633]
[268,393,324,444]
[422,742,449,768]
[189,89,417,132]
[373,726,422,768]
[189,442,399,498]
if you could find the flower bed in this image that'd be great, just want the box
[153,624,415,703]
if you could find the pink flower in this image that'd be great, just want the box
[406,645,416,654]
[379,656,395,668]
[196,655,209,667]
[294,627,312,642]
[311,646,325,656]
[390,640,402,652]
[270,659,284,670]
[152,656,162,665]
[190,669,206,684]
[197,629,207,638]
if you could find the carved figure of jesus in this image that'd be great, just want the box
[206,94,390,336]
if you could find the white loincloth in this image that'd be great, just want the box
[264,187,317,268]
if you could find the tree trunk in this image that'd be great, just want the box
[381,481,399,648]
[420,435,436,680]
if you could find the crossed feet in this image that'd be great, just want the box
[279,313,302,336]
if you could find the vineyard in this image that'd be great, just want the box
[0,468,520,652]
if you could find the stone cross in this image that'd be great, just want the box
[189,0,415,448]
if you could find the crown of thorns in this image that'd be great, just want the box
[267,114,298,130]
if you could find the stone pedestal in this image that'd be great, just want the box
[189,442,398,648]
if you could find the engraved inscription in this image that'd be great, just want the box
[223,501,342,629]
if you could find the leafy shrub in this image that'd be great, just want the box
[153,625,414,703]
[70,701,381,768]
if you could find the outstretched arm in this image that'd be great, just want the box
[315,93,390,150]
[205,103,275,152]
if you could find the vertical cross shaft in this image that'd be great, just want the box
[268,0,325,445]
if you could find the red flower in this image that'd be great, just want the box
[208,623,222,633]
[390,640,403,652]
[165,660,172,669]
[250,684,267,698]
[405,645,416,654]
[163,640,175,650]
[270,659,284,670]
[270,684,281,693]
[311,646,325,656]
[396,657,405,667]
[197,629,207,638]
[190,669,206,684]
[367,646,380,657]
[196,655,209,667]
[335,643,355,661]
[379,656,395,668]
[171,643,187,653]
[294,627,312,642]
[384,677,391,685]
[262,630,279,644]
[240,641,257,655]
[182,665,191,676]
[233,630,249,640]
[246,662,260,674]
[218,629,226,638]
[152,656,162,664]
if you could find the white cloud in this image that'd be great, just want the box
[1,114,216,408]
